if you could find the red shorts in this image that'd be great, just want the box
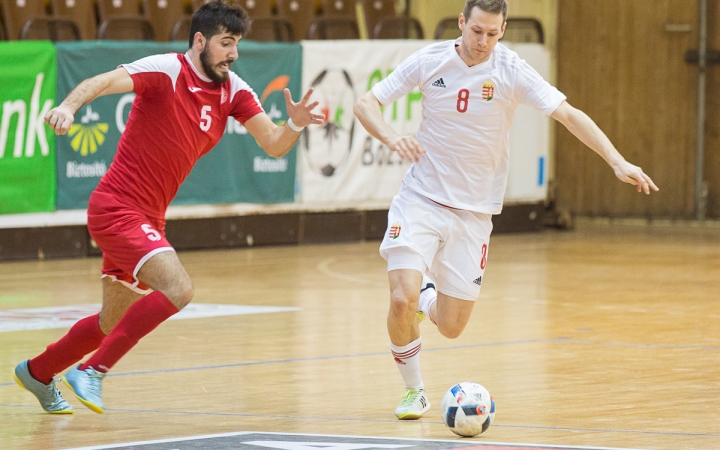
[87,190,174,294]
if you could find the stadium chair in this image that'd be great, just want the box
[372,16,423,39]
[320,0,355,19]
[51,0,98,41]
[307,16,359,40]
[190,0,242,11]
[361,0,395,39]
[97,0,142,19]
[434,17,460,40]
[143,0,189,42]
[276,0,316,40]
[1,0,48,40]
[170,14,191,41]
[97,16,155,40]
[20,17,81,41]
[236,0,271,19]
[246,16,293,42]
[502,18,544,44]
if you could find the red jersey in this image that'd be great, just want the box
[95,53,264,218]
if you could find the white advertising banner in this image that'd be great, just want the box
[298,40,552,208]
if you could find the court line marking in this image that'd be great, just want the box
[316,257,387,287]
[60,430,642,450]
[1,336,718,388]
[2,403,718,440]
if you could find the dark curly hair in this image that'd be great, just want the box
[188,1,251,48]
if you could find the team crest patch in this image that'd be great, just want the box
[388,222,402,240]
[221,87,228,104]
[482,80,494,101]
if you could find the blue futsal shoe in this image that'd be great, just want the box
[14,360,74,414]
[63,365,106,414]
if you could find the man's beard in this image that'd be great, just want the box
[200,46,230,83]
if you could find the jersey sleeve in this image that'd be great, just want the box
[512,59,566,116]
[120,53,181,96]
[372,50,425,106]
[228,73,264,124]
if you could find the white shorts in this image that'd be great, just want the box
[380,185,493,301]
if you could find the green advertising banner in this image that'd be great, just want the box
[55,41,301,210]
[0,42,56,214]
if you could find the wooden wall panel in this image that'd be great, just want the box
[704,1,720,218]
[556,0,698,218]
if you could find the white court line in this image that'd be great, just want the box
[316,257,386,287]
[0,304,300,332]
[62,431,642,450]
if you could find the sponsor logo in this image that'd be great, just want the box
[482,80,494,101]
[388,222,402,239]
[68,105,109,156]
[188,86,202,93]
[431,77,446,88]
[66,160,107,178]
[0,73,53,159]
[473,276,482,286]
[394,357,405,365]
[253,156,288,173]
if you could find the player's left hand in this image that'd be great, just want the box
[284,88,324,128]
[612,160,659,194]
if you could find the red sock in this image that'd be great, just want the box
[28,313,106,384]
[80,291,178,373]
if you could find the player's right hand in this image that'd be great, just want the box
[388,135,426,162]
[45,105,75,135]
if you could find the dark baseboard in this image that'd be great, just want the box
[0,202,544,262]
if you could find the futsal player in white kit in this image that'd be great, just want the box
[353,0,659,419]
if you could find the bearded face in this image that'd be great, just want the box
[199,43,234,83]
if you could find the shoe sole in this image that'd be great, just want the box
[14,373,74,414]
[62,377,104,414]
[395,402,431,420]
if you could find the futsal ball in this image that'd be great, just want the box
[440,382,496,437]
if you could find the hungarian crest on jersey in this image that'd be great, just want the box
[388,222,402,239]
[482,80,495,101]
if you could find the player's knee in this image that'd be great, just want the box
[437,320,466,339]
[389,290,418,317]
[166,279,194,310]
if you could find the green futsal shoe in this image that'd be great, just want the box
[394,388,431,420]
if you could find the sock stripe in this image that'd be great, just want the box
[392,344,422,360]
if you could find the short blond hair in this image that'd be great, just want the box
[463,0,508,23]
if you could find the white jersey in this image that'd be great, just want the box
[372,40,566,214]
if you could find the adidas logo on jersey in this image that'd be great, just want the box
[431,78,446,88]
[473,276,482,286]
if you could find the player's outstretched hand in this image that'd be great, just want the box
[613,160,659,194]
[284,88,324,128]
[45,105,75,136]
[388,135,426,163]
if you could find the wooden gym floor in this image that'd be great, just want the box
[0,220,718,450]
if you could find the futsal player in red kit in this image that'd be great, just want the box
[13,1,323,414]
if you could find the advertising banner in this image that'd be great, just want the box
[0,42,57,214]
[55,41,300,210]
[298,40,552,206]
[298,40,426,205]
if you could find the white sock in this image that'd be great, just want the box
[418,275,437,324]
[391,337,424,390]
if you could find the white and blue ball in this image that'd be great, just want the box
[440,382,496,437]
